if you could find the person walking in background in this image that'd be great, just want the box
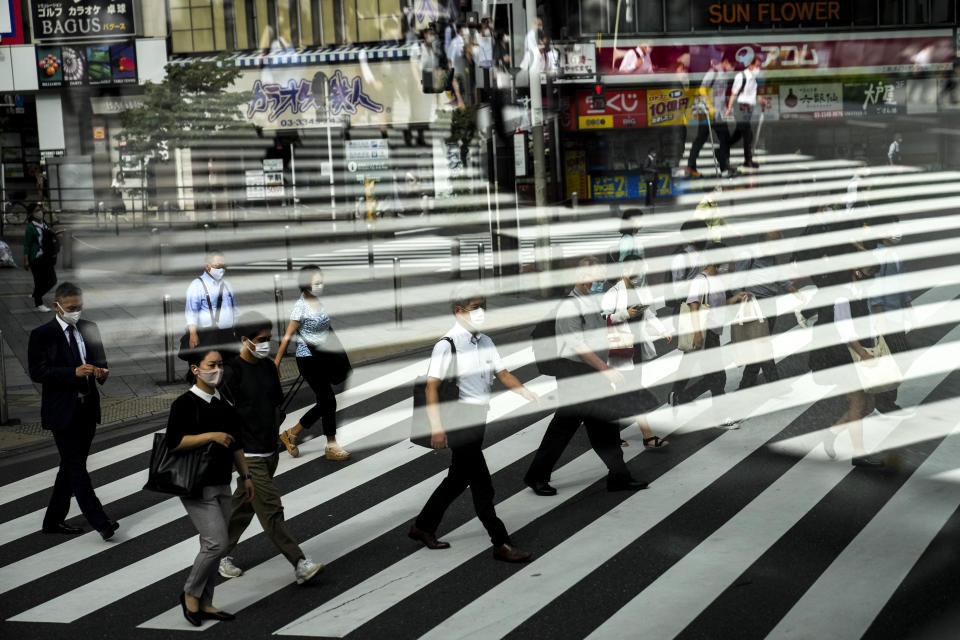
[732,231,801,390]
[668,219,709,318]
[217,312,324,586]
[617,208,646,266]
[868,216,910,413]
[275,265,349,461]
[23,205,57,312]
[687,57,734,177]
[888,133,903,165]
[725,55,764,171]
[669,245,751,428]
[184,249,238,360]
[642,148,659,209]
[167,348,254,626]
[28,282,117,540]
[409,285,538,562]
[524,257,649,496]
[601,257,671,449]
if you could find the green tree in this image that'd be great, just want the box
[118,57,257,160]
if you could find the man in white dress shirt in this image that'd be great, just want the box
[725,55,765,170]
[408,285,539,562]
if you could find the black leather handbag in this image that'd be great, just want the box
[143,432,216,497]
[307,327,353,385]
[410,338,460,448]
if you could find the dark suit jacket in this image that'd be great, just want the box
[28,318,108,430]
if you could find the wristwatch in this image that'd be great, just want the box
[239,473,253,480]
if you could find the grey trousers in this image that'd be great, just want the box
[181,484,232,606]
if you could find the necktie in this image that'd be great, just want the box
[67,326,91,394]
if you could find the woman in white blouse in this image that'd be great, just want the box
[601,257,672,448]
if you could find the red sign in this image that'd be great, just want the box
[576,89,647,128]
[597,30,954,81]
[1,0,24,45]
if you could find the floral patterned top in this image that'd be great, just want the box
[290,295,330,357]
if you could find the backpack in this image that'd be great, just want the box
[40,226,60,258]
[531,298,585,378]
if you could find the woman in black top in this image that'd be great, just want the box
[166,348,254,626]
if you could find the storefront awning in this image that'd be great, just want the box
[168,43,413,69]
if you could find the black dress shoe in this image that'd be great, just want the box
[606,476,650,492]
[98,520,119,541]
[852,455,885,468]
[199,609,236,621]
[492,544,533,563]
[42,522,84,535]
[525,480,557,496]
[408,524,451,549]
[179,592,202,627]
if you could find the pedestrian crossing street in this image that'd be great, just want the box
[2,272,960,639]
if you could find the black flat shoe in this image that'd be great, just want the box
[607,476,649,492]
[98,520,119,541]
[524,480,557,496]
[852,455,884,468]
[179,592,202,627]
[42,522,84,535]
[200,609,236,621]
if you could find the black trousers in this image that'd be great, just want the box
[728,104,755,165]
[688,120,710,172]
[44,398,109,530]
[713,121,732,172]
[296,355,337,437]
[739,315,780,389]
[671,330,726,403]
[525,370,632,485]
[416,403,510,546]
[876,330,909,408]
[30,256,57,307]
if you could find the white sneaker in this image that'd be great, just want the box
[721,417,742,430]
[218,556,243,578]
[295,557,324,584]
[35,304,51,312]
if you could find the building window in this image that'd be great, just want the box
[170,0,217,53]
[342,0,402,43]
[930,0,954,22]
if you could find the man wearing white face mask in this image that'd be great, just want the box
[409,285,539,562]
[183,249,239,361]
[218,312,324,585]
[28,282,118,540]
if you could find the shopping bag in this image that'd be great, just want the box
[606,316,635,360]
[730,296,772,367]
[848,335,901,394]
[677,299,709,352]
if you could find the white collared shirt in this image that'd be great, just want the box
[731,67,758,106]
[189,384,221,403]
[56,315,86,363]
[427,321,504,406]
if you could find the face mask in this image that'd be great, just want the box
[590,281,605,294]
[468,307,486,328]
[195,367,223,387]
[247,340,271,359]
[31,211,43,221]
[57,303,80,325]
[209,267,225,281]
[311,283,324,297]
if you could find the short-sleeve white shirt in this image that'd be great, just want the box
[427,322,504,406]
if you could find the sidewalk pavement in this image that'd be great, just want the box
[0,228,545,455]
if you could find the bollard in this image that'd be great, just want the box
[273,275,286,353]
[0,330,8,425]
[162,295,177,383]
[366,224,375,280]
[451,238,460,280]
[393,257,402,327]
[114,210,119,236]
[203,223,210,253]
[151,228,160,274]
[284,225,293,271]
[478,243,485,283]
[61,231,73,269]
[571,191,579,222]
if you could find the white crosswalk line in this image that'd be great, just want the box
[9,377,553,623]
[586,323,960,640]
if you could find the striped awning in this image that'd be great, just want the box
[168,43,413,69]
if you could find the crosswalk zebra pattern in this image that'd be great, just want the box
[2,267,960,639]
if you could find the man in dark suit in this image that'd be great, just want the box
[28,282,119,540]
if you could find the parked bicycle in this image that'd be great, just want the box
[2,190,37,226]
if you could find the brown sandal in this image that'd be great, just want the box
[279,429,300,457]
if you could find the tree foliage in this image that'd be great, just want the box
[118,58,257,159]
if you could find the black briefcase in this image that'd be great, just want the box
[410,338,459,448]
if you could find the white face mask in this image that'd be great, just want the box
[311,283,324,297]
[247,340,271,359]
[468,307,486,328]
[208,267,225,281]
[57,303,81,325]
[194,367,223,387]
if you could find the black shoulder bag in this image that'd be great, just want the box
[143,403,217,497]
[410,337,459,448]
